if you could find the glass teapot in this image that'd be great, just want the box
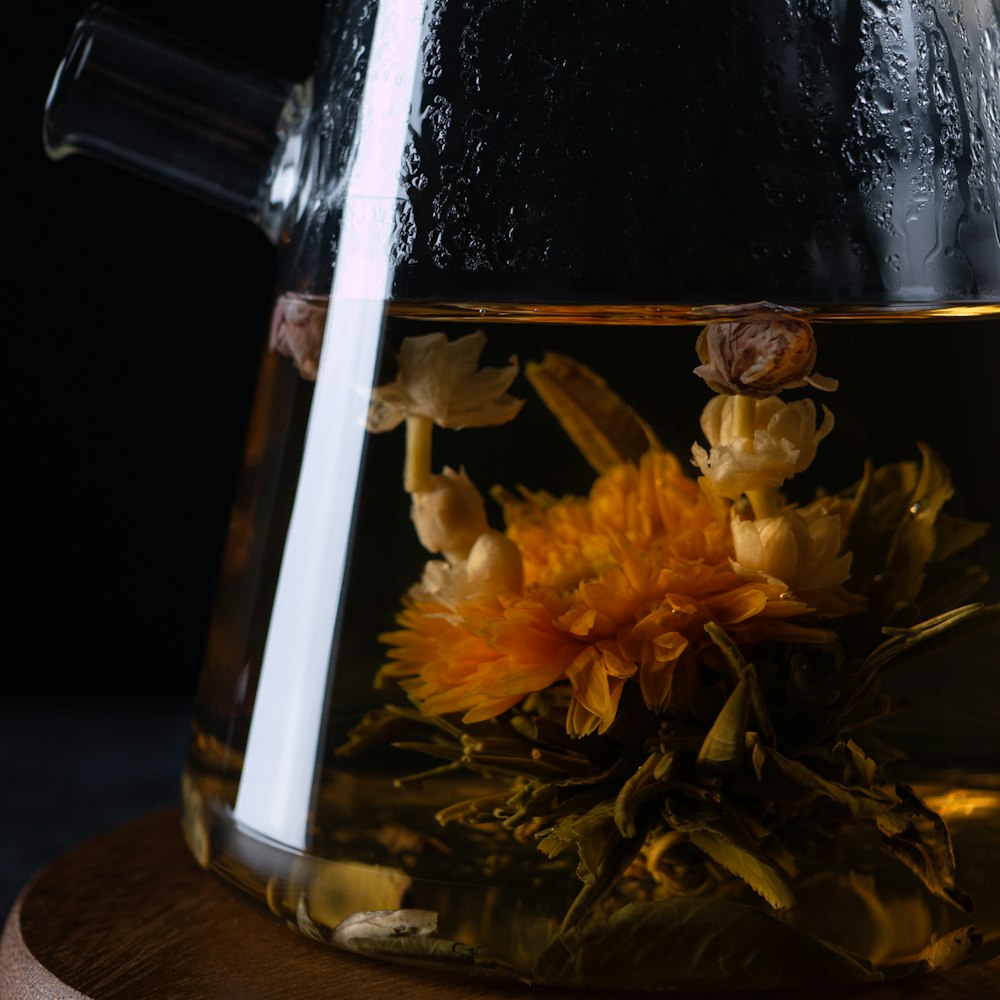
[46,0,999,991]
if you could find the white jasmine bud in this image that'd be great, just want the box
[416,530,524,609]
[730,503,852,592]
[465,530,524,595]
[410,467,488,563]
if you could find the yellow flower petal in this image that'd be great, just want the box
[379,449,858,734]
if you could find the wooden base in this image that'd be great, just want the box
[1,809,996,999]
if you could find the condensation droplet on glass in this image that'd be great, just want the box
[906,198,927,224]
[873,87,895,113]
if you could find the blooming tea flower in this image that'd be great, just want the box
[367,331,523,432]
[379,451,842,738]
[691,395,835,500]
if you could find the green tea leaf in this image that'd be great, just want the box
[704,622,775,745]
[547,898,881,990]
[347,933,521,980]
[835,738,880,790]
[537,800,619,878]
[881,443,953,606]
[880,785,973,913]
[933,513,989,562]
[696,678,751,778]
[845,730,908,768]
[840,458,915,591]
[839,603,999,725]
[752,745,901,821]
[614,752,669,838]
[687,824,795,911]
[917,564,991,620]
[915,925,983,971]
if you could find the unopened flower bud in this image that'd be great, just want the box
[465,530,524,594]
[410,467,488,563]
[415,530,523,608]
[730,503,852,592]
[694,305,836,398]
[269,294,327,381]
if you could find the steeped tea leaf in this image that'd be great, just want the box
[696,677,751,777]
[538,800,620,881]
[916,925,983,971]
[752,745,901,820]
[614,752,669,838]
[881,443,953,605]
[704,622,774,744]
[933,513,990,562]
[880,785,973,913]
[348,933,522,980]
[860,603,998,678]
[686,824,795,910]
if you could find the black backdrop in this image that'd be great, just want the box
[9,1,325,699]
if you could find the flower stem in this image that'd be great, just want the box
[746,489,779,519]
[732,396,778,518]
[732,395,756,441]
[404,414,434,493]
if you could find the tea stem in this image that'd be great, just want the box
[747,489,779,519]
[732,396,778,518]
[732,395,756,441]
[405,415,434,493]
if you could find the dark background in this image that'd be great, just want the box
[3,0,326,915]
[11,0,326,703]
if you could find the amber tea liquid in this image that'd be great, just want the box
[185,302,1000,986]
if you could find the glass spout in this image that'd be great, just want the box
[44,6,310,237]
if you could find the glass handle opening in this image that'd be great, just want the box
[43,5,306,233]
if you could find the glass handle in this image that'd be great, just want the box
[43,5,308,237]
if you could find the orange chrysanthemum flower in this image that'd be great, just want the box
[379,450,845,738]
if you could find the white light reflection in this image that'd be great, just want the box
[234,0,426,849]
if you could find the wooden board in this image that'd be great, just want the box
[1,809,996,999]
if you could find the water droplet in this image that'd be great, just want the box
[873,87,895,113]
[910,501,924,514]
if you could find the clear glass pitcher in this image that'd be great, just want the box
[46,1,999,991]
